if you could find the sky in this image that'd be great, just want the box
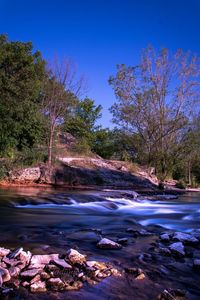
[0,0,200,128]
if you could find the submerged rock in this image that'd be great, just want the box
[97,238,122,249]
[193,259,200,269]
[173,232,199,244]
[169,242,185,257]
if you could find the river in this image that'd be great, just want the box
[0,186,199,249]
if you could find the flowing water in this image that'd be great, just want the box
[0,186,200,250]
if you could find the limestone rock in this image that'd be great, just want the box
[9,167,40,183]
[52,258,72,269]
[9,266,21,277]
[97,238,122,249]
[30,254,59,265]
[20,268,42,277]
[67,249,86,264]
[0,267,11,282]
[169,242,185,257]
[9,247,23,259]
[30,274,41,284]
[30,280,46,293]
[0,247,10,257]
[47,278,65,291]
[3,257,21,267]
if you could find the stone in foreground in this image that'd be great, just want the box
[52,258,72,269]
[67,249,86,264]
[97,238,122,249]
[20,268,41,277]
[173,232,198,244]
[169,242,185,257]
[30,254,59,265]
[30,280,46,293]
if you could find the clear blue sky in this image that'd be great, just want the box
[0,0,200,128]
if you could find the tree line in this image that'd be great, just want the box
[1,34,200,186]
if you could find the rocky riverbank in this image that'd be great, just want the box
[0,222,200,299]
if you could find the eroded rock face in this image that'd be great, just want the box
[8,168,40,183]
[97,238,122,249]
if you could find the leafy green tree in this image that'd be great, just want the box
[109,46,200,179]
[63,97,102,143]
[0,34,46,155]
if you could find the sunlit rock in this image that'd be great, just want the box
[67,249,86,264]
[51,258,72,269]
[30,254,59,265]
[30,280,46,292]
[20,268,42,277]
[97,238,122,249]
[0,247,10,257]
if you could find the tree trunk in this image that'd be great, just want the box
[188,157,191,186]
[48,130,53,166]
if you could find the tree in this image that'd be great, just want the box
[41,56,85,165]
[0,34,46,155]
[109,46,200,179]
[62,97,102,144]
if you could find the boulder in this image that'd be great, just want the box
[3,257,21,267]
[9,266,21,277]
[30,280,46,293]
[47,278,65,291]
[20,268,42,277]
[30,254,59,265]
[160,233,170,242]
[169,242,185,257]
[67,249,86,264]
[0,267,11,283]
[173,232,198,244]
[51,258,72,269]
[97,238,122,249]
[9,247,23,259]
[0,247,10,257]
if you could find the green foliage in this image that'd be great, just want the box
[91,128,115,159]
[73,137,91,156]
[63,97,102,143]
[175,180,187,189]
[0,34,46,155]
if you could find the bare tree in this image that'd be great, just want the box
[109,46,200,179]
[41,56,85,165]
